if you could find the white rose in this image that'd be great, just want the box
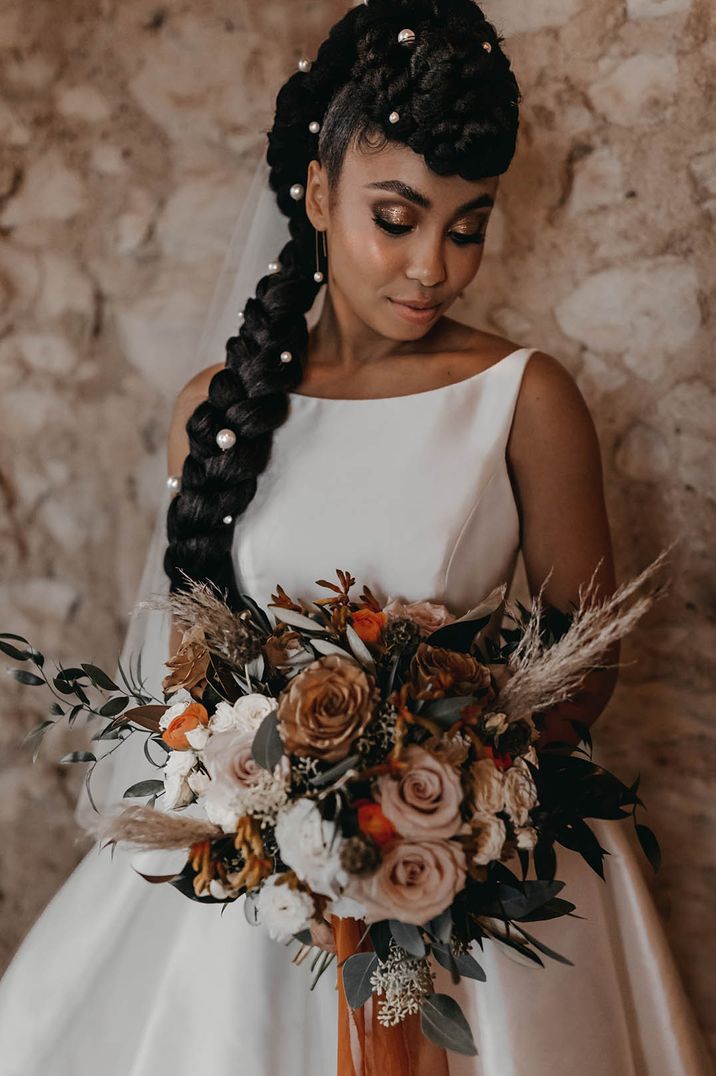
[470,810,507,865]
[503,757,538,827]
[162,747,198,808]
[159,688,195,731]
[471,758,505,814]
[185,724,211,751]
[210,693,276,735]
[256,873,315,942]
[164,748,198,777]
[275,798,346,898]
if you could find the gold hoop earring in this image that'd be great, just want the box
[314,228,326,284]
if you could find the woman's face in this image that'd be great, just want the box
[305,140,499,340]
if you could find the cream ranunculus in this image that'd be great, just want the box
[375,744,463,840]
[210,692,277,735]
[275,798,347,898]
[345,839,466,925]
[382,597,456,636]
[503,757,538,827]
[470,810,507,865]
[256,874,316,942]
[470,757,506,815]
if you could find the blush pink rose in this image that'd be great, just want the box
[202,729,264,793]
[346,839,466,925]
[382,597,456,637]
[375,744,463,840]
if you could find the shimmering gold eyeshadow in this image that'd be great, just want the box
[372,203,486,231]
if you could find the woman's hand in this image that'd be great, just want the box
[309,913,337,954]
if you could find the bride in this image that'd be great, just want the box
[0,1,712,1073]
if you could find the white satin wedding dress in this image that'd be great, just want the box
[0,346,712,1075]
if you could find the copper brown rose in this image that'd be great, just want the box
[277,653,377,761]
[409,642,496,705]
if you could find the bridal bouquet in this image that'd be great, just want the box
[5,555,666,1057]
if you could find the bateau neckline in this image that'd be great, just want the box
[288,346,530,404]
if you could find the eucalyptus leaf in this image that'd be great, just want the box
[342,952,378,1009]
[388,920,426,958]
[267,605,328,632]
[311,638,351,658]
[0,632,30,643]
[512,924,574,966]
[426,907,453,944]
[431,944,487,982]
[81,663,120,692]
[22,719,54,745]
[7,669,44,686]
[251,710,283,771]
[60,751,96,764]
[635,823,661,872]
[0,640,33,661]
[344,623,376,671]
[309,753,361,788]
[99,696,129,718]
[420,993,478,1056]
[123,779,164,797]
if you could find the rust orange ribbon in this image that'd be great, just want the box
[331,915,450,1076]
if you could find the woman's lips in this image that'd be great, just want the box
[388,298,442,323]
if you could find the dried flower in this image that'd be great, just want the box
[277,653,377,761]
[339,833,382,875]
[162,623,210,699]
[409,643,496,703]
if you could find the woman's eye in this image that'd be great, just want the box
[372,215,486,245]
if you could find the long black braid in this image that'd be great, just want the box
[164,0,522,610]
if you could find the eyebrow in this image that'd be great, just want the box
[364,179,494,214]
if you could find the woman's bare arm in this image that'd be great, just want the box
[166,362,225,660]
[507,351,621,750]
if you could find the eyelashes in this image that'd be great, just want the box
[372,214,487,246]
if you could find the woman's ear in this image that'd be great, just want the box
[305,158,329,231]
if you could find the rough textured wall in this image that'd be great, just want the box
[0,0,713,1056]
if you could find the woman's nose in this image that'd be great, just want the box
[405,233,447,288]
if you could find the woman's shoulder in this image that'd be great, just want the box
[167,362,225,475]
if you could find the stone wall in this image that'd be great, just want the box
[0,0,713,1057]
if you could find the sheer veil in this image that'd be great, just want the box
[73,153,326,832]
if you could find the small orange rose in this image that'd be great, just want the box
[162,701,209,751]
[356,801,397,847]
[350,608,386,646]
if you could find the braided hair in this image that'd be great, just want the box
[164,0,522,610]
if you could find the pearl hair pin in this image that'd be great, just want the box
[268,260,280,273]
[388,111,400,124]
[280,350,292,363]
[223,515,233,524]
[298,57,312,72]
[397,28,415,46]
[167,475,181,494]
[289,183,305,200]
[237,310,245,324]
[216,428,236,451]
[308,120,320,134]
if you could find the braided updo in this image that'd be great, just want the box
[164,0,521,610]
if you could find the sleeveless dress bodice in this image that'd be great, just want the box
[233,347,536,615]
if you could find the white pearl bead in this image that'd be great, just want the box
[237,310,245,324]
[268,260,280,273]
[388,111,400,124]
[289,183,305,200]
[313,270,324,283]
[223,515,233,525]
[397,28,415,46]
[298,57,312,72]
[280,350,292,363]
[167,475,181,494]
[308,120,320,134]
[216,428,236,451]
